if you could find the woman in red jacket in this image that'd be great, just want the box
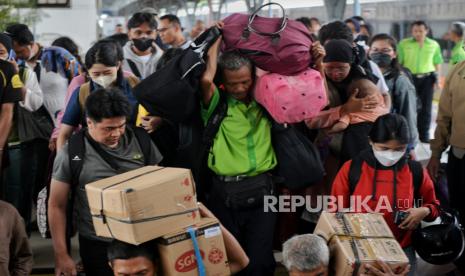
[331,113,440,275]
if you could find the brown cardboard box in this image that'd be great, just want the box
[158,218,230,276]
[314,212,409,276]
[86,166,200,245]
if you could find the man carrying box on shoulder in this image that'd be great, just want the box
[48,88,163,276]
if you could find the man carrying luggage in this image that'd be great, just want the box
[48,88,162,276]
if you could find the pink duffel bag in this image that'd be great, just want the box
[222,2,313,76]
[254,68,327,124]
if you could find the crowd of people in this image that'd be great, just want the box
[0,6,464,276]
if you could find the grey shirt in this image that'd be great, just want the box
[122,41,163,79]
[52,128,163,241]
[384,70,420,147]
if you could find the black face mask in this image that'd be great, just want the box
[370,52,393,68]
[133,38,155,52]
[357,34,370,43]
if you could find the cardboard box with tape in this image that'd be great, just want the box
[314,212,409,276]
[86,166,200,245]
[158,217,230,276]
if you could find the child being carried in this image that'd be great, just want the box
[307,78,389,133]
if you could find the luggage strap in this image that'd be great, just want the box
[188,227,206,276]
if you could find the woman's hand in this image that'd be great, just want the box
[341,89,379,115]
[399,207,430,230]
[311,41,325,71]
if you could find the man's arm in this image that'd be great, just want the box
[48,179,77,276]
[198,203,249,274]
[433,42,444,70]
[0,103,14,167]
[428,66,455,180]
[201,36,222,106]
[0,62,23,166]
[57,124,75,151]
[0,103,13,147]
[433,43,443,84]
[221,224,249,274]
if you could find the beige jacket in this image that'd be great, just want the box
[0,200,32,276]
[431,60,465,158]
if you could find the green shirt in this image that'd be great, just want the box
[450,40,465,66]
[398,37,443,74]
[201,88,277,177]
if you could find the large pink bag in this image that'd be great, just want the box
[254,68,327,124]
[222,2,313,76]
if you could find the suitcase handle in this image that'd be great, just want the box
[243,2,288,42]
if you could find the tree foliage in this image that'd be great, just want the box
[0,1,39,30]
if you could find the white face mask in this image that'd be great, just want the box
[92,74,117,88]
[372,147,405,167]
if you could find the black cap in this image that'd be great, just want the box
[323,39,354,63]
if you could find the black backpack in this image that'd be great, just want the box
[354,44,379,84]
[126,59,142,79]
[15,67,54,142]
[133,27,221,123]
[348,155,424,201]
[201,91,324,190]
[202,92,228,153]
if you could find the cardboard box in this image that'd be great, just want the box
[86,166,200,244]
[314,212,409,276]
[158,218,230,276]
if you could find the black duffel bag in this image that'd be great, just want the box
[133,27,221,123]
[272,122,325,190]
[16,105,54,142]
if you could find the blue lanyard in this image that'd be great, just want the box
[187,227,206,276]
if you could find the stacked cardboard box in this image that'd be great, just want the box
[314,212,409,276]
[86,166,200,244]
[158,217,231,276]
[86,166,230,275]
